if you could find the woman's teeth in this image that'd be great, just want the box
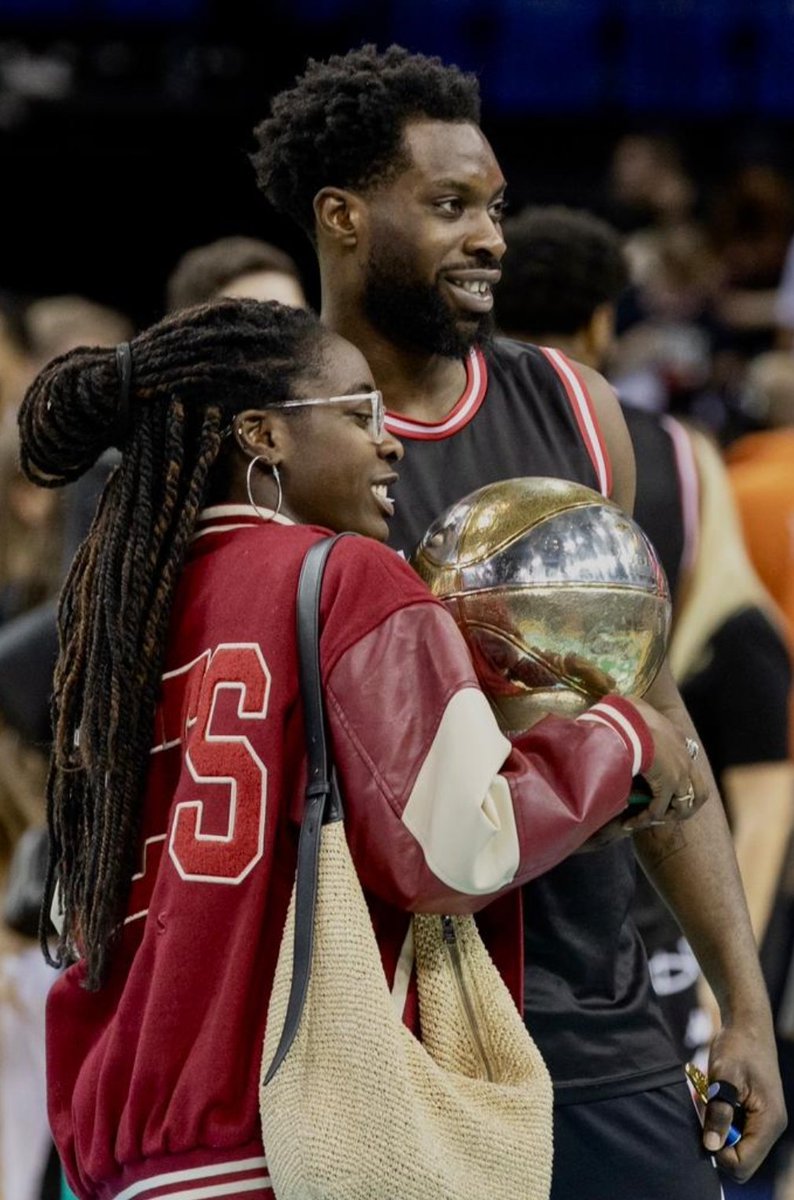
[372,483,395,515]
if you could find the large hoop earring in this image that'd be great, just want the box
[246,456,283,523]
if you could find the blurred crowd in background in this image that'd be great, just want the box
[2,3,794,1198]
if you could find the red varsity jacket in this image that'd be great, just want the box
[47,506,652,1200]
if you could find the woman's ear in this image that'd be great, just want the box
[314,187,364,248]
[233,409,288,465]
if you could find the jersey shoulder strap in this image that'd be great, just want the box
[537,346,612,497]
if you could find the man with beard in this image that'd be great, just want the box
[251,45,786,1198]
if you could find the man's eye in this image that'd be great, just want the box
[352,411,371,426]
[435,198,463,215]
[489,200,508,222]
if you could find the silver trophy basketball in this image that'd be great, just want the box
[411,476,671,731]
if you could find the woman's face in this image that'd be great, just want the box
[266,333,403,542]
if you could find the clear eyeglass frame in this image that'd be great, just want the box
[279,390,385,444]
[222,390,386,444]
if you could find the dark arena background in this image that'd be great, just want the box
[3,0,794,324]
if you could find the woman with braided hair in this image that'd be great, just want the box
[19,297,697,1199]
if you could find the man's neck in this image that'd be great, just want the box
[322,293,469,424]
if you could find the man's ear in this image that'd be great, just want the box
[314,187,365,247]
[233,409,289,464]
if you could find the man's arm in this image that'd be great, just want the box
[638,662,786,1177]
[579,361,787,1181]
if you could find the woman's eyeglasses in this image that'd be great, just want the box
[224,390,386,445]
[280,390,385,444]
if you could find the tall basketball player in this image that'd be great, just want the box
[252,45,787,1199]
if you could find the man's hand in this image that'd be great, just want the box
[702,1018,787,1181]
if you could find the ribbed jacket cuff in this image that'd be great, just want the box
[576,697,654,776]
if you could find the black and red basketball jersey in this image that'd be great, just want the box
[387,337,683,1103]
[386,339,611,558]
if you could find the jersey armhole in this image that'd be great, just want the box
[539,347,613,498]
[660,415,700,581]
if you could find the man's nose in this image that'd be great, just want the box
[464,211,506,260]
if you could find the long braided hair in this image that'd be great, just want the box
[17,298,323,989]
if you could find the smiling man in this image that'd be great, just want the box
[252,45,786,1199]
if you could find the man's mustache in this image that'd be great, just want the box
[441,255,502,276]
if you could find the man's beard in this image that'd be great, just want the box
[363,243,495,359]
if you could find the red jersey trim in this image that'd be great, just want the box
[661,415,700,583]
[383,347,487,440]
[539,347,612,498]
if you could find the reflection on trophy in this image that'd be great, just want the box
[411,477,671,732]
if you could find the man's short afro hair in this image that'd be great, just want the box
[251,44,481,237]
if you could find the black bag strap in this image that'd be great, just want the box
[263,533,349,1084]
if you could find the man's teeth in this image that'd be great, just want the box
[450,279,491,295]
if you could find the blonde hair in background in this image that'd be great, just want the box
[25,295,132,367]
[670,425,786,684]
[0,427,62,616]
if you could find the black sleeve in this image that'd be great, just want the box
[682,607,791,775]
[0,599,58,745]
[0,456,117,748]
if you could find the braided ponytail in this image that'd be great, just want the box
[18,298,322,987]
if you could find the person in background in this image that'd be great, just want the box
[0,423,63,1200]
[496,205,629,372]
[773,235,794,350]
[0,294,132,431]
[0,292,37,433]
[165,235,307,312]
[25,296,132,369]
[601,133,697,236]
[495,204,692,597]
[0,292,134,743]
[727,351,794,643]
[0,427,62,627]
[497,202,794,1200]
[0,294,133,1200]
[669,426,794,1200]
[611,223,725,424]
[709,165,794,362]
[727,358,794,1200]
[667,424,792,968]
[0,397,64,1200]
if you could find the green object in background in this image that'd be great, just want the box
[61,1170,78,1199]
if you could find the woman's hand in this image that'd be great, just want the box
[576,696,708,851]
[620,695,708,833]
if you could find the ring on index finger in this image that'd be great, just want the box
[685,737,700,761]
[671,782,696,813]
[706,1079,746,1147]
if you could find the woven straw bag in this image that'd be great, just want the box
[259,536,553,1200]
